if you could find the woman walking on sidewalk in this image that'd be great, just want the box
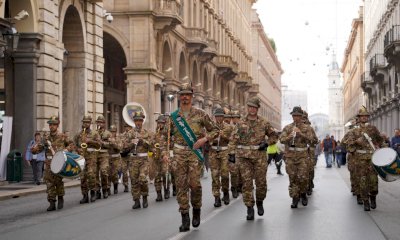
[25,132,46,185]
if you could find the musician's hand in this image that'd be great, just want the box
[356,137,364,145]
[289,131,296,138]
[193,137,208,149]
[162,155,169,163]
[293,127,300,133]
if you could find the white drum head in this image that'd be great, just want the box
[76,157,85,171]
[50,151,67,173]
[372,148,397,166]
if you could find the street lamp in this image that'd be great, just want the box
[167,93,175,115]
[2,26,19,52]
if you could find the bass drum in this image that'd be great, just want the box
[50,151,85,178]
[371,148,400,182]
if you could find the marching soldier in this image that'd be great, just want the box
[223,108,232,124]
[342,117,360,198]
[120,122,132,192]
[209,108,234,207]
[124,111,153,209]
[230,110,242,195]
[42,116,71,211]
[107,125,122,195]
[231,110,241,125]
[95,115,111,199]
[74,115,101,204]
[153,115,171,202]
[341,106,383,211]
[228,97,275,220]
[279,106,317,208]
[168,82,218,232]
[302,110,318,195]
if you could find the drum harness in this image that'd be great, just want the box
[357,132,376,154]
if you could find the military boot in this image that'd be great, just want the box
[47,200,56,211]
[173,186,177,196]
[291,197,299,208]
[192,208,201,227]
[214,196,222,207]
[356,195,363,205]
[232,187,238,198]
[90,190,97,203]
[164,187,170,199]
[142,196,148,208]
[256,201,264,216]
[246,206,254,220]
[108,188,111,196]
[223,192,230,205]
[103,189,109,199]
[57,196,64,210]
[370,196,377,209]
[80,193,89,204]
[156,191,163,202]
[277,167,283,175]
[132,199,141,209]
[363,200,371,211]
[301,193,308,206]
[179,213,190,232]
[124,185,129,192]
[307,187,313,196]
[96,190,102,199]
[114,183,118,194]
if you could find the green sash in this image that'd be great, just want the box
[171,109,205,162]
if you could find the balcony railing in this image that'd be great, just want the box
[235,72,249,85]
[185,27,207,41]
[384,25,400,49]
[369,54,387,73]
[154,0,184,19]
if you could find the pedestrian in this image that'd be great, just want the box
[279,106,317,208]
[391,128,400,155]
[321,134,335,168]
[380,132,391,147]
[25,132,46,185]
[228,97,276,220]
[267,139,284,175]
[331,135,337,165]
[335,141,344,168]
[168,81,218,232]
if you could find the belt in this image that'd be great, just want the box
[86,148,95,152]
[46,156,53,160]
[99,150,108,153]
[237,145,259,150]
[174,144,191,150]
[111,154,121,158]
[211,146,228,151]
[129,153,148,157]
[356,150,374,154]
[288,147,307,152]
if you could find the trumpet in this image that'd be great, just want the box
[81,128,88,149]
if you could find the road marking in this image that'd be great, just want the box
[167,196,242,240]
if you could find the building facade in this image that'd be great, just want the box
[281,85,307,128]
[362,0,400,135]
[341,7,364,127]
[309,113,329,140]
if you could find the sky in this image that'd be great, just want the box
[254,0,363,115]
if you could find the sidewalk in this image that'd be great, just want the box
[0,179,80,201]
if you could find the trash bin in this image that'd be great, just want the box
[6,150,22,182]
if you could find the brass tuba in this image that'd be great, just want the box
[122,102,147,127]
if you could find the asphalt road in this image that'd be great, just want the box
[0,155,399,240]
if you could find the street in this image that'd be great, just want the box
[0,156,399,240]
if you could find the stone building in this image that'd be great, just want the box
[341,6,364,128]
[281,85,307,128]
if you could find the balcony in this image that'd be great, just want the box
[201,38,218,60]
[214,55,239,80]
[360,71,374,95]
[384,25,400,68]
[153,0,183,31]
[234,72,249,86]
[369,54,388,80]
[185,27,208,53]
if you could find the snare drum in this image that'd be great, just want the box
[371,148,400,182]
[50,151,85,178]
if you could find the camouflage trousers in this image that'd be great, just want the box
[285,156,308,199]
[80,151,98,194]
[108,156,121,188]
[307,153,315,189]
[355,157,378,201]
[209,149,230,197]
[44,160,64,201]
[347,154,360,195]
[238,156,268,207]
[95,152,110,191]
[129,156,149,200]
[229,162,241,190]
[154,156,170,191]
[121,156,131,187]
[174,148,202,214]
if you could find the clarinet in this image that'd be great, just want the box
[291,123,297,147]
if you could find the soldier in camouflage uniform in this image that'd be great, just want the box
[124,111,153,209]
[152,115,171,202]
[42,116,71,211]
[343,117,359,197]
[341,106,383,211]
[279,106,317,209]
[95,115,111,199]
[228,97,275,220]
[230,110,242,195]
[302,110,318,195]
[107,125,122,195]
[168,82,218,232]
[209,108,234,207]
[74,115,101,204]
[120,123,132,192]
[223,108,232,124]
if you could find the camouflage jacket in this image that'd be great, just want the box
[228,115,275,158]
[124,127,153,154]
[108,135,123,155]
[44,131,70,159]
[279,122,317,158]
[152,126,170,159]
[97,128,113,151]
[73,128,101,153]
[211,121,234,147]
[341,123,383,158]
[169,107,219,146]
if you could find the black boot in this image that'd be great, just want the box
[142,196,148,208]
[179,213,190,232]
[214,196,222,207]
[370,196,377,209]
[96,191,102,199]
[291,197,299,208]
[173,186,177,196]
[277,168,283,175]
[90,190,97,203]
[47,200,56,211]
[223,192,230,205]
[108,188,111,196]
[301,193,308,206]
[192,208,201,227]
[237,184,243,193]
[156,191,163,202]
[164,187,170,199]
[124,185,129,192]
[114,183,118,194]
[246,206,254,220]
[57,196,64,210]
[307,187,313,196]
[356,195,363,205]
[256,201,264,216]
[103,189,109,199]
[232,187,238,198]
[132,199,141,209]
[364,200,371,211]
[80,193,89,204]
